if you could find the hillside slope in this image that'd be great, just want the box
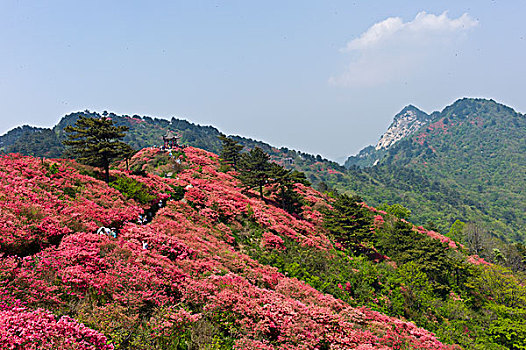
[1,144,526,348]
[343,98,526,243]
[2,99,525,244]
[382,99,525,241]
[0,148,458,349]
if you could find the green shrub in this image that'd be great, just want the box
[110,176,156,204]
[168,185,186,201]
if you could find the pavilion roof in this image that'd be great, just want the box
[163,130,179,140]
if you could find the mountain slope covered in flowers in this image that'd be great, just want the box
[0,146,524,349]
[3,101,524,247]
[0,147,462,349]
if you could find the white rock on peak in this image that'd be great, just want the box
[375,109,428,151]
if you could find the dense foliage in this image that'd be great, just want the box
[237,147,273,199]
[240,191,526,349]
[0,147,469,349]
[2,99,525,261]
[64,116,134,183]
[380,99,526,239]
[0,144,525,349]
[218,134,243,169]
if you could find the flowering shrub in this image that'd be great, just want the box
[373,215,385,228]
[467,254,490,265]
[0,307,112,350]
[261,232,286,251]
[414,226,461,251]
[0,154,141,256]
[0,149,458,349]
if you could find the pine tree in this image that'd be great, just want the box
[237,147,272,199]
[269,163,305,215]
[218,134,243,169]
[323,194,374,248]
[63,116,133,183]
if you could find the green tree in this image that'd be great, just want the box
[397,261,434,312]
[323,194,374,249]
[469,264,526,308]
[63,116,132,183]
[487,318,526,350]
[218,134,243,169]
[237,147,272,199]
[269,164,305,215]
[377,203,411,220]
[448,220,466,243]
[376,220,453,294]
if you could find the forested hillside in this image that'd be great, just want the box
[380,99,526,241]
[1,144,525,349]
[2,99,525,259]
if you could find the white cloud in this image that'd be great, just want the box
[330,11,478,87]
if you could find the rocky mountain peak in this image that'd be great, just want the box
[375,105,430,150]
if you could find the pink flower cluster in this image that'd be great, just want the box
[0,148,458,349]
[373,215,385,228]
[0,154,141,255]
[261,232,286,251]
[467,254,490,265]
[414,226,460,250]
[0,307,112,350]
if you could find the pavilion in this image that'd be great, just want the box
[162,131,180,149]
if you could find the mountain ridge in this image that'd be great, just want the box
[2,97,525,245]
[368,98,526,241]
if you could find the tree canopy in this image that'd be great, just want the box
[237,146,272,199]
[218,134,243,169]
[323,194,374,249]
[63,116,134,183]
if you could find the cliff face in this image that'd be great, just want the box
[345,105,430,168]
[375,105,431,151]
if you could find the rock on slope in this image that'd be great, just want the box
[375,105,431,151]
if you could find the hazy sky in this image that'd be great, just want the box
[1,1,525,162]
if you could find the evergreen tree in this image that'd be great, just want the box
[376,220,453,294]
[218,134,243,169]
[269,163,304,215]
[323,194,374,249]
[237,147,272,199]
[63,116,132,183]
[377,203,411,220]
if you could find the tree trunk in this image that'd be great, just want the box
[104,163,110,183]
[259,184,263,199]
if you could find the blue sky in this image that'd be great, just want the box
[1,1,525,162]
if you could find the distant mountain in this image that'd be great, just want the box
[345,98,526,241]
[0,125,46,150]
[1,111,226,159]
[376,104,431,150]
[2,99,525,244]
[345,105,430,168]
